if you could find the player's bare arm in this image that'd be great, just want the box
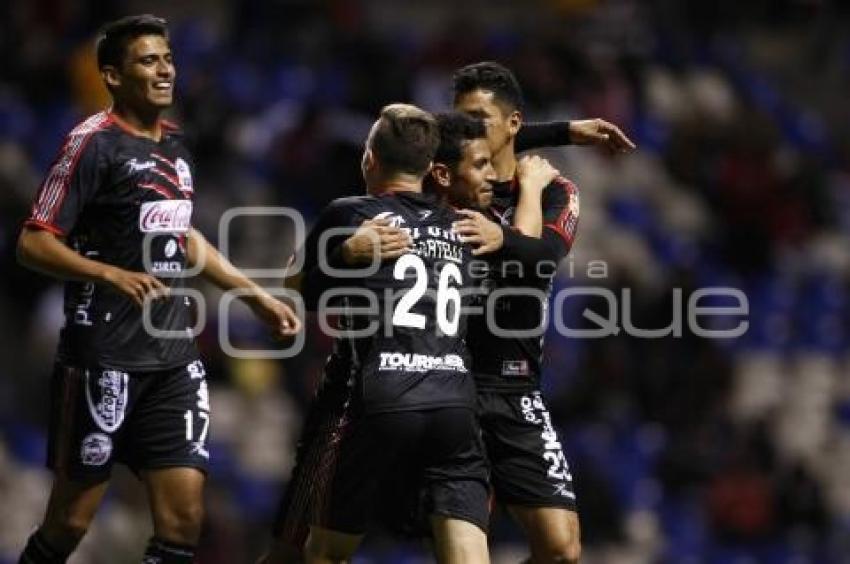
[17,226,169,306]
[341,217,413,265]
[568,118,636,154]
[186,228,301,336]
[514,155,559,238]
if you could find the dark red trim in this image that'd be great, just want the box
[152,153,176,168]
[23,219,65,236]
[544,176,579,249]
[152,167,180,188]
[46,128,102,225]
[32,114,112,226]
[138,182,176,200]
[54,366,82,476]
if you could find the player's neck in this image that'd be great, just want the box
[367,173,422,196]
[110,103,164,142]
[492,143,517,183]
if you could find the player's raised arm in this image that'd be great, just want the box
[513,155,559,238]
[517,118,636,154]
[186,227,301,337]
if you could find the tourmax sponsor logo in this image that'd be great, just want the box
[378,352,468,373]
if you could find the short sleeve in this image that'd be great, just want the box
[26,129,106,236]
[542,177,580,256]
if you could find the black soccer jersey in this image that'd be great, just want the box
[468,175,580,392]
[25,111,198,371]
[300,191,475,414]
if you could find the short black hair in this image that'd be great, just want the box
[452,61,524,112]
[96,14,169,69]
[370,104,439,176]
[434,112,486,167]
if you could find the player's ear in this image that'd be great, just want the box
[362,148,376,174]
[101,65,121,91]
[430,163,452,188]
[508,110,522,137]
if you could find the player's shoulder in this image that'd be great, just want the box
[63,111,115,144]
[326,194,375,211]
[543,175,579,202]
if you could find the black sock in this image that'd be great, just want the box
[18,529,72,564]
[142,537,196,564]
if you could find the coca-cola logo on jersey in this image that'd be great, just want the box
[139,200,193,233]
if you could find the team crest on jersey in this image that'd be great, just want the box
[373,211,406,228]
[80,433,112,466]
[174,158,193,193]
[85,369,129,433]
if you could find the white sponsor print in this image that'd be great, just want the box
[139,200,192,233]
[491,206,515,226]
[80,432,112,466]
[520,393,575,499]
[126,158,157,173]
[378,352,467,373]
[151,261,182,274]
[164,238,178,258]
[372,211,406,228]
[85,369,129,433]
[174,157,193,193]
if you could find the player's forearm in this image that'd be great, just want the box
[497,227,563,268]
[515,121,572,153]
[187,228,269,305]
[17,227,115,283]
[513,187,543,238]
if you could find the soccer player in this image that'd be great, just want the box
[16,15,300,564]
[260,111,561,564]
[290,103,494,564]
[451,61,584,564]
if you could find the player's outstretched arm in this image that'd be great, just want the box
[17,226,168,306]
[186,228,301,337]
[517,119,636,154]
[514,155,559,238]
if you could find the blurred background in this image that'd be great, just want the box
[2,0,850,562]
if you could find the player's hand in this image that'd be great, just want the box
[453,209,504,255]
[249,294,302,338]
[568,118,636,154]
[517,155,559,195]
[342,218,413,265]
[102,266,170,307]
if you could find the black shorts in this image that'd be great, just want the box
[47,360,210,481]
[478,389,576,510]
[318,407,489,536]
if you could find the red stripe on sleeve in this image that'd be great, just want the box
[23,219,66,236]
[544,177,580,251]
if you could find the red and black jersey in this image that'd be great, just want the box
[25,111,198,371]
[468,175,580,392]
[300,191,476,414]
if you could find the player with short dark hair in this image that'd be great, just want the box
[452,60,584,564]
[289,103,491,564]
[16,14,301,564]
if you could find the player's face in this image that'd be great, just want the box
[455,89,520,157]
[450,139,496,209]
[109,34,175,111]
